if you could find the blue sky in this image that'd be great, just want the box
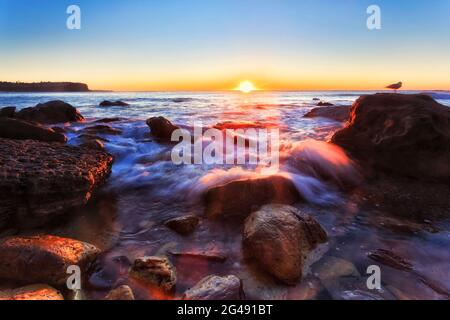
[1,0,449,90]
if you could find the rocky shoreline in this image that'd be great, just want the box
[0,93,448,300]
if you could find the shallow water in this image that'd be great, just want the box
[1,91,449,300]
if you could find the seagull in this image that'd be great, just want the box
[386,82,402,93]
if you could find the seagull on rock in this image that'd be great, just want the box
[386,82,402,93]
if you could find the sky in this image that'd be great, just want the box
[0,0,449,91]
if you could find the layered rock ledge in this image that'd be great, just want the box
[0,138,113,228]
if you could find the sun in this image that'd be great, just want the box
[236,81,257,93]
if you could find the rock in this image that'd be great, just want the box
[169,247,227,263]
[243,205,327,285]
[99,100,129,107]
[51,126,68,134]
[0,106,16,118]
[0,118,67,143]
[317,101,334,106]
[146,116,180,142]
[368,249,413,272]
[0,235,100,286]
[94,117,124,123]
[0,284,64,300]
[165,215,199,235]
[331,93,450,183]
[130,256,176,293]
[80,139,105,151]
[304,106,351,122]
[205,176,300,220]
[313,98,320,101]
[16,100,84,124]
[79,125,122,136]
[183,275,243,300]
[313,256,360,284]
[104,285,135,300]
[0,138,113,228]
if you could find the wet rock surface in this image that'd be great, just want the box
[15,100,85,124]
[99,100,129,107]
[205,176,301,220]
[243,205,327,285]
[146,116,180,142]
[130,256,176,293]
[0,106,16,118]
[0,118,67,142]
[79,124,123,136]
[304,105,351,122]
[0,138,113,228]
[0,235,100,286]
[183,275,243,300]
[165,215,199,236]
[0,284,64,300]
[331,94,450,183]
[104,285,135,300]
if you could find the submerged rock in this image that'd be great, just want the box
[205,176,300,220]
[0,118,67,143]
[0,235,100,286]
[16,100,84,124]
[165,215,199,235]
[169,247,227,262]
[304,106,351,122]
[80,139,105,151]
[79,125,122,136]
[317,101,334,106]
[243,205,327,285]
[0,138,113,228]
[368,249,413,272]
[130,256,176,293]
[0,106,16,118]
[104,285,135,300]
[99,100,129,107]
[331,94,450,183]
[183,275,244,300]
[0,284,64,300]
[146,116,180,142]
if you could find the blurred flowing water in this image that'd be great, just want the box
[1,91,449,300]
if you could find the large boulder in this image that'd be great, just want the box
[205,176,300,220]
[183,275,244,300]
[243,205,327,285]
[0,235,100,286]
[0,138,113,228]
[146,116,180,142]
[304,105,351,122]
[331,94,450,183]
[0,284,64,300]
[165,215,199,236]
[16,100,84,124]
[0,118,67,143]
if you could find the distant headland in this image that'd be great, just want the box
[0,82,91,92]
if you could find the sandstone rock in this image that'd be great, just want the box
[130,256,176,293]
[80,139,105,151]
[0,118,67,142]
[317,101,334,106]
[304,105,351,122]
[104,285,135,300]
[0,138,113,228]
[331,94,450,183]
[99,100,129,107]
[205,176,300,220]
[243,205,327,285]
[0,235,100,286]
[16,100,84,124]
[165,215,199,235]
[0,106,16,118]
[79,125,122,136]
[183,275,243,300]
[146,116,180,142]
[0,284,64,300]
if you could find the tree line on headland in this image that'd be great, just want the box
[0,81,90,92]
